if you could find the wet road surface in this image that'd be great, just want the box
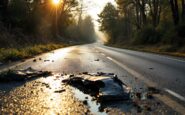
[97,45,185,98]
[0,43,185,114]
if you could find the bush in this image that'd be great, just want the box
[134,25,161,45]
[176,24,185,38]
[162,28,177,44]
[159,45,178,52]
[162,24,185,46]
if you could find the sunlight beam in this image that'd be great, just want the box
[52,0,60,5]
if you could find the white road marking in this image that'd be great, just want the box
[98,46,185,63]
[107,56,185,102]
[165,88,185,102]
[106,56,156,86]
[101,53,105,56]
[106,57,113,61]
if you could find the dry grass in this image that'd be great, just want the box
[0,43,68,62]
[108,44,185,58]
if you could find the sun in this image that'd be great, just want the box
[52,0,60,5]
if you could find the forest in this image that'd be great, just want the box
[98,0,185,55]
[0,0,96,62]
[0,0,95,48]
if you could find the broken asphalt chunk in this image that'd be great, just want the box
[0,67,51,82]
[95,59,100,61]
[62,73,130,101]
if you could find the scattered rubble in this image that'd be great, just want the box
[41,82,50,88]
[54,89,65,93]
[149,67,154,70]
[0,67,51,82]
[130,86,162,113]
[33,59,37,62]
[94,59,100,61]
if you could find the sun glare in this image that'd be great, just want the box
[52,0,60,5]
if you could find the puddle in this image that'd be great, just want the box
[72,87,107,115]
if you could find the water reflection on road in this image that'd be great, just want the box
[0,75,91,114]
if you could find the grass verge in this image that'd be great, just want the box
[0,43,69,63]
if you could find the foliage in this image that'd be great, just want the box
[79,16,96,42]
[134,25,161,44]
[98,1,185,52]
[66,15,96,43]
[0,0,94,49]
[98,3,119,43]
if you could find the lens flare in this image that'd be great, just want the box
[52,0,60,5]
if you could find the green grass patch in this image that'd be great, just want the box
[0,43,68,62]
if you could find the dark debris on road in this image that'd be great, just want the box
[0,70,176,114]
[0,67,51,82]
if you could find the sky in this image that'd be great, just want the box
[82,0,116,30]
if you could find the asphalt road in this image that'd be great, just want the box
[0,43,185,114]
[96,44,185,98]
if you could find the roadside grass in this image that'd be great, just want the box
[0,43,68,62]
[107,43,185,58]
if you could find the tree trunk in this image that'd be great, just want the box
[169,0,179,25]
[182,0,185,22]
[149,0,161,27]
[135,0,141,29]
[140,0,147,25]
[0,0,9,17]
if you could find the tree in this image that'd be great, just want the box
[182,0,185,22]
[6,0,29,30]
[80,16,95,42]
[98,3,119,42]
[169,0,179,25]
[0,0,9,19]
[148,0,162,27]
[116,0,148,29]
[57,0,79,35]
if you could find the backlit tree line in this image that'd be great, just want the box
[98,0,185,48]
[0,0,95,48]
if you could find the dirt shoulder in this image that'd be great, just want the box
[107,44,185,58]
[0,42,84,64]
